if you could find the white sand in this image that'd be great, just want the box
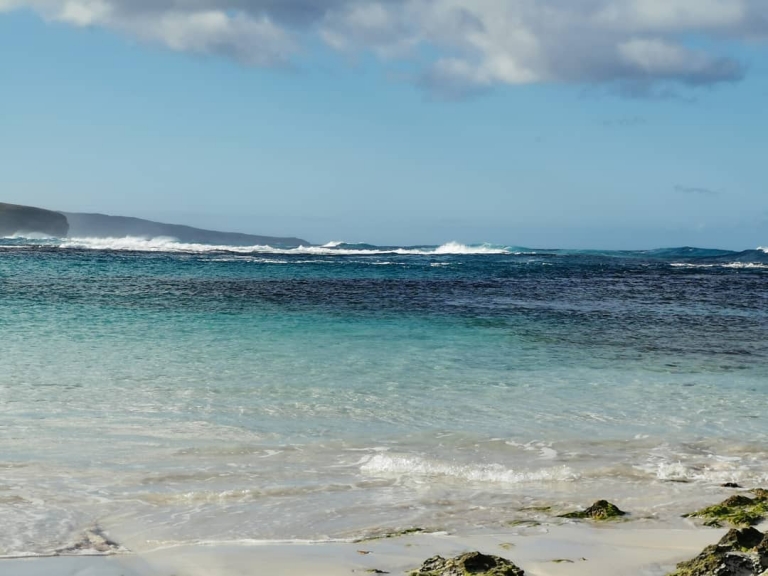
[1,523,728,576]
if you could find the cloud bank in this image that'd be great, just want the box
[2,0,765,95]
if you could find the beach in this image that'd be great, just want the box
[1,522,742,576]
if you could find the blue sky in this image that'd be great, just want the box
[1,1,766,248]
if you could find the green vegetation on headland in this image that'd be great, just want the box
[0,202,69,237]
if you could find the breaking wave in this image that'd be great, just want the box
[56,237,512,256]
[360,454,579,485]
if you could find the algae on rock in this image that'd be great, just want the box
[559,500,627,521]
[410,552,524,576]
[684,493,768,528]
[668,527,768,576]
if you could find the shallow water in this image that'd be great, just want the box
[1,238,767,556]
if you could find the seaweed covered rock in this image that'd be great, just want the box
[685,494,768,528]
[410,552,524,576]
[669,527,768,576]
[559,500,626,521]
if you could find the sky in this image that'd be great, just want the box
[1,1,767,249]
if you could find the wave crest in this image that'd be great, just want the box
[56,237,512,256]
[360,454,578,484]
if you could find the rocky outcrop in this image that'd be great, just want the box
[410,552,525,576]
[684,491,768,528]
[559,500,627,521]
[0,203,69,238]
[668,527,768,576]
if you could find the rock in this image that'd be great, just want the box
[0,203,69,238]
[669,527,768,576]
[752,489,768,501]
[721,483,741,489]
[559,500,627,521]
[685,495,768,528]
[55,527,125,555]
[410,552,525,576]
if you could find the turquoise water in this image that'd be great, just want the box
[1,238,767,556]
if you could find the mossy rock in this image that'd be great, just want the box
[559,500,626,521]
[685,495,768,528]
[668,527,768,576]
[752,488,768,501]
[410,552,524,576]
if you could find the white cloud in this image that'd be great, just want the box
[617,37,734,83]
[2,0,764,96]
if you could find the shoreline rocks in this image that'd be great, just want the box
[684,491,768,528]
[410,552,525,576]
[668,527,768,576]
[558,500,627,521]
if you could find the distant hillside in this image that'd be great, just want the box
[0,203,69,237]
[65,212,309,247]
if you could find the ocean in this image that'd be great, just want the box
[1,237,767,557]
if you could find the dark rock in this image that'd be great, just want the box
[752,489,768,501]
[410,552,524,576]
[722,496,756,507]
[669,527,768,576]
[55,527,124,555]
[721,483,741,489]
[0,203,69,238]
[559,500,627,521]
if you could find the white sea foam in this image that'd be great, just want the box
[2,232,57,240]
[758,247,767,253]
[58,237,512,256]
[671,262,768,270]
[638,457,768,485]
[722,262,768,269]
[360,454,578,484]
[432,241,508,255]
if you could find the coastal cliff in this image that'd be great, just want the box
[0,202,309,247]
[0,203,69,237]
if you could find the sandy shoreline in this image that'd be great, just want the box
[1,523,735,576]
